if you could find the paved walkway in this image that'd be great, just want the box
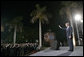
[30,46,83,56]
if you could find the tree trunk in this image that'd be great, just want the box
[70,16,76,47]
[39,19,42,48]
[13,25,17,46]
[67,8,76,47]
[75,21,80,45]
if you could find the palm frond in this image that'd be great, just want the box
[31,16,38,23]
[30,10,37,17]
[59,1,82,19]
[30,4,50,24]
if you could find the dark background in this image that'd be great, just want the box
[1,1,83,46]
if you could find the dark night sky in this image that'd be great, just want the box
[1,1,61,20]
[1,1,83,42]
[0,1,71,38]
[1,1,63,28]
[1,1,83,25]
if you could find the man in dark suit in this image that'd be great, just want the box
[59,22,74,51]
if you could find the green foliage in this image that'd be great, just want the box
[59,1,83,18]
[30,4,48,24]
[4,16,23,43]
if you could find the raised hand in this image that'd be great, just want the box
[59,25,62,29]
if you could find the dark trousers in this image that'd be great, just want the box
[67,38,74,50]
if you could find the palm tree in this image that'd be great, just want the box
[30,4,49,48]
[59,1,82,46]
[7,16,23,45]
[1,25,4,32]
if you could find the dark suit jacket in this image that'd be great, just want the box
[61,26,72,39]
